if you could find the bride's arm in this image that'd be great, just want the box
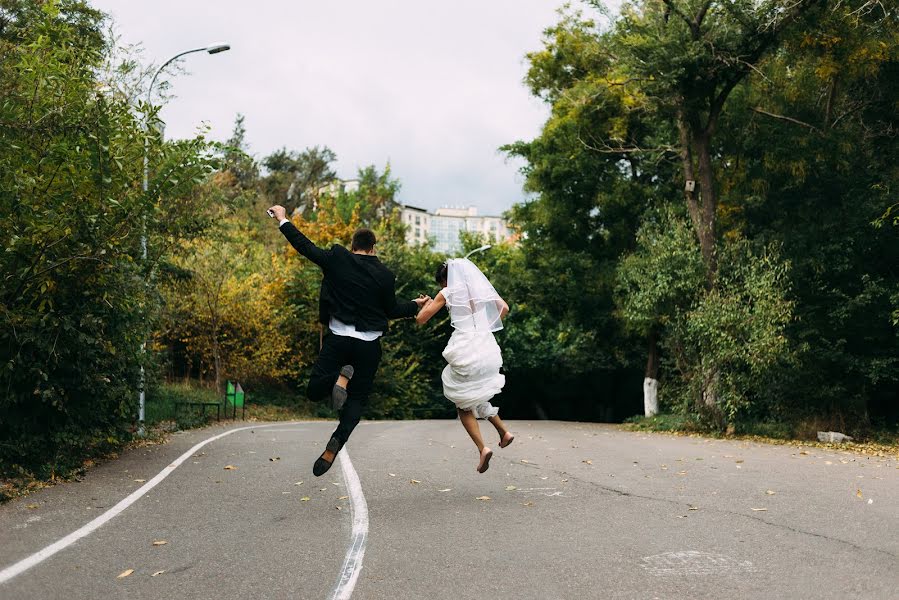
[415,291,446,325]
[498,297,510,320]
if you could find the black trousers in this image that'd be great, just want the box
[307,333,381,447]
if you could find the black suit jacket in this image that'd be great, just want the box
[280,222,417,333]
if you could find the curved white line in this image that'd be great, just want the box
[329,448,369,600]
[0,422,303,585]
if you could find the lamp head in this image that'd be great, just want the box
[206,43,231,54]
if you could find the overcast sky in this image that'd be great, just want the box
[93,1,616,216]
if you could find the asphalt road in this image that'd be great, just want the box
[1,420,897,599]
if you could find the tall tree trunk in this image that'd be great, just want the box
[643,329,659,417]
[694,132,718,281]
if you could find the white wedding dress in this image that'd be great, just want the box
[439,259,506,419]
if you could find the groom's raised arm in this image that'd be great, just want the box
[278,220,333,270]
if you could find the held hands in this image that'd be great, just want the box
[267,205,287,222]
[413,294,431,308]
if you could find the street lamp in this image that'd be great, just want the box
[138,43,231,433]
[464,244,492,259]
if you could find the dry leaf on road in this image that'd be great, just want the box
[438,488,452,492]
[388,473,396,477]
[151,540,167,546]
[520,459,530,464]
[410,479,421,484]
[151,570,165,577]
[583,460,593,465]
[766,490,776,495]
[25,504,38,509]
[750,507,768,511]
[522,501,534,507]
[476,496,491,501]
[117,569,134,579]
[338,495,349,500]
[300,497,311,502]
[505,485,517,491]
[133,479,145,483]
[269,457,281,462]
[856,489,863,499]
[223,465,237,471]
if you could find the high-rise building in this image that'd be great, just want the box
[400,205,514,254]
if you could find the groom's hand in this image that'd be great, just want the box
[268,205,287,222]
[413,295,431,308]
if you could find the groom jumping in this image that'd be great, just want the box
[269,205,428,476]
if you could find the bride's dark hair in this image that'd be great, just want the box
[435,262,448,286]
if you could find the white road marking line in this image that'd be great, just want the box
[329,448,369,600]
[0,422,306,585]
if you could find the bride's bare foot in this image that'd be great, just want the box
[477,447,493,473]
[499,431,514,448]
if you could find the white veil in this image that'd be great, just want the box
[444,258,504,333]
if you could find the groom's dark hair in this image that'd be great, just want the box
[351,228,377,252]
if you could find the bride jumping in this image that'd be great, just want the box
[416,258,514,473]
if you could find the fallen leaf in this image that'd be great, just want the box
[799,451,809,456]
[582,460,593,465]
[151,570,165,577]
[25,504,38,510]
[766,490,776,495]
[520,459,530,464]
[338,495,349,500]
[388,473,396,477]
[335,506,342,511]
[117,569,134,579]
[438,488,452,492]
[268,457,281,462]
[410,479,421,484]
[476,496,491,501]
[856,489,863,499]
[539,476,548,480]
[294,481,303,486]
[867,498,873,505]
[331,482,340,486]
[688,506,699,511]
[676,515,688,519]
[824,461,833,465]
[133,479,146,483]
[750,507,768,512]
[319,488,326,492]
[735,460,744,464]
[151,540,167,546]
[677,471,688,475]
[301,497,311,502]
[522,501,534,507]
[223,465,237,471]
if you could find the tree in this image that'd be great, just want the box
[0,0,219,478]
[334,163,402,225]
[261,145,337,216]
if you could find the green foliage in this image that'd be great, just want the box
[0,1,219,479]
[617,209,705,334]
[667,240,794,422]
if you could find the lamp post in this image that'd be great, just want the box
[138,43,231,433]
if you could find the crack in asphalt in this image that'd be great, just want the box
[510,459,899,561]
